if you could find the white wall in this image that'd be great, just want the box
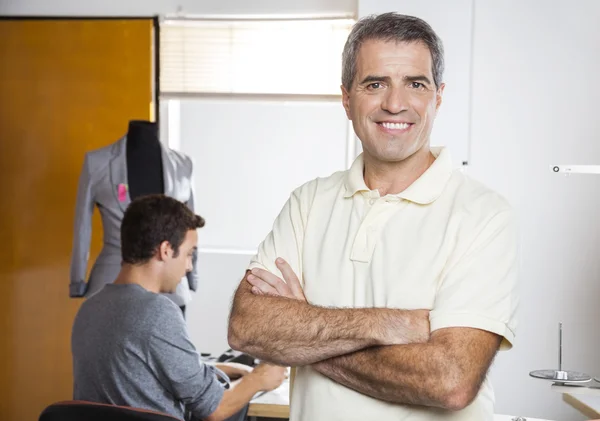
[468,2,600,420]
[176,98,350,252]
[188,252,252,356]
[0,0,356,16]
[167,97,350,355]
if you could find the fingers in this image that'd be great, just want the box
[249,267,298,299]
[275,258,306,300]
[247,261,305,301]
[251,286,264,295]
[249,268,287,290]
[247,274,279,296]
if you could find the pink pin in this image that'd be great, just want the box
[118,183,128,202]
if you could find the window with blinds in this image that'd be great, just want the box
[159,18,354,96]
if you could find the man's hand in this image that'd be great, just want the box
[247,259,430,345]
[205,363,288,421]
[247,363,288,392]
[214,362,252,381]
[247,258,306,302]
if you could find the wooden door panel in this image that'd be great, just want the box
[0,18,154,421]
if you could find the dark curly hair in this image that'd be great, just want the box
[121,194,205,265]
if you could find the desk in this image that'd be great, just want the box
[248,378,290,419]
[551,382,600,418]
[247,403,289,419]
[563,394,600,419]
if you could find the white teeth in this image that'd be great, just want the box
[381,122,409,130]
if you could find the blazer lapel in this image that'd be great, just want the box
[109,136,131,213]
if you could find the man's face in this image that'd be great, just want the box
[161,230,197,293]
[342,39,444,164]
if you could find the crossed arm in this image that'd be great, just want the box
[311,327,501,410]
[227,260,503,411]
[228,269,428,367]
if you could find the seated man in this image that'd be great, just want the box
[71,194,286,421]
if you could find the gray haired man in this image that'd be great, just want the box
[228,12,518,421]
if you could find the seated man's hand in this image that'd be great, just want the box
[248,363,288,392]
[214,362,252,381]
[247,258,306,302]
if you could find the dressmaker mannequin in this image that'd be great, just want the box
[69,120,198,316]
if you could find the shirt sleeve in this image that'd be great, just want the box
[429,209,519,350]
[248,185,309,285]
[147,300,225,419]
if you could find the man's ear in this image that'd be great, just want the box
[435,82,445,111]
[341,84,352,120]
[157,240,172,261]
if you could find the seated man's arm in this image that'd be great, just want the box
[228,270,428,366]
[212,363,252,380]
[204,363,286,421]
[147,303,224,420]
[148,303,285,421]
[313,208,519,410]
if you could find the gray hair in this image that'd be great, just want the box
[342,12,445,90]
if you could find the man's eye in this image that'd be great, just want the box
[411,82,425,89]
[368,82,382,90]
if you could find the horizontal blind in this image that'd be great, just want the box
[160,19,354,95]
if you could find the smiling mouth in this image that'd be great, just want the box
[377,121,413,131]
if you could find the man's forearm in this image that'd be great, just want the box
[203,376,262,421]
[312,344,454,409]
[229,287,383,366]
[228,279,422,366]
[312,329,502,411]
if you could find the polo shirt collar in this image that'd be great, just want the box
[343,147,454,205]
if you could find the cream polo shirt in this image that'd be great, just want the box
[249,147,518,421]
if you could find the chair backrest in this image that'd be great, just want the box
[39,400,184,421]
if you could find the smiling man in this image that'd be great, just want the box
[228,12,518,421]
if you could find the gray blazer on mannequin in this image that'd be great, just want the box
[69,136,199,306]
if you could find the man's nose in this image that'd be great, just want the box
[381,86,409,114]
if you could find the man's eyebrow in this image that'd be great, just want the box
[404,75,432,85]
[358,75,392,85]
[358,74,433,85]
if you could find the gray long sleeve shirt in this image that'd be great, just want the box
[72,284,224,420]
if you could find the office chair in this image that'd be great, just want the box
[39,400,183,421]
